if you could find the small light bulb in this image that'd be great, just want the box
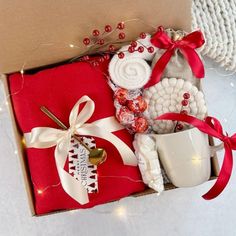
[14,150,18,155]
[37,189,43,195]
[114,206,127,218]
[230,82,234,87]
[20,69,24,75]
[0,107,3,112]
[69,44,75,48]
[5,101,8,106]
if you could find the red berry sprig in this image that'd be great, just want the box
[174,92,191,132]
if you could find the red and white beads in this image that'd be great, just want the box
[143,78,207,134]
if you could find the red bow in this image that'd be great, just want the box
[144,27,205,88]
[156,113,236,200]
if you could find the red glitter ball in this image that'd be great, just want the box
[181,99,189,106]
[103,54,110,60]
[98,39,105,45]
[130,41,137,48]
[114,88,128,105]
[92,29,100,36]
[127,96,147,113]
[82,55,89,61]
[116,107,134,124]
[176,123,184,130]
[109,45,116,52]
[83,38,90,45]
[128,46,135,53]
[132,117,148,133]
[118,32,126,39]
[148,46,154,53]
[139,32,146,39]
[118,52,125,59]
[138,46,144,53]
[117,22,125,30]
[183,92,190,99]
[105,25,112,32]
[180,110,188,115]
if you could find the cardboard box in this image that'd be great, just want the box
[0,0,219,216]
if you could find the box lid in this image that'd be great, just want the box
[0,0,191,73]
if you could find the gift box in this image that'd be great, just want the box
[0,0,219,216]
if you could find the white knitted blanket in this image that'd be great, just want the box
[192,0,236,72]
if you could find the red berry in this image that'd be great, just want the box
[132,117,148,133]
[148,46,154,53]
[98,39,105,45]
[109,45,115,52]
[92,61,99,67]
[181,99,189,106]
[180,110,188,115]
[176,123,184,130]
[83,38,90,45]
[105,25,112,32]
[118,52,125,59]
[116,107,134,124]
[128,46,135,53]
[130,41,137,48]
[117,22,125,30]
[138,46,144,53]
[139,32,146,39]
[103,54,110,60]
[82,55,89,61]
[114,88,128,105]
[183,92,190,99]
[127,96,147,113]
[98,57,105,63]
[119,32,126,40]
[92,29,100,36]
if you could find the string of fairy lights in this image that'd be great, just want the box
[0,19,235,216]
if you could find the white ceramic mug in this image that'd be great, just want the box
[152,128,222,187]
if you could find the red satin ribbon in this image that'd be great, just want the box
[144,26,205,88]
[156,113,236,200]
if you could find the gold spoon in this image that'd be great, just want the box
[40,106,107,165]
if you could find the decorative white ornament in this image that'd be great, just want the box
[108,34,156,89]
[143,78,207,134]
[133,133,164,194]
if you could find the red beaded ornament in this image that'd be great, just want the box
[109,45,116,52]
[98,39,105,45]
[92,29,100,36]
[148,46,154,53]
[83,38,90,45]
[176,123,184,130]
[183,92,190,99]
[118,52,125,59]
[128,46,135,53]
[138,46,144,53]
[139,32,146,39]
[181,99,189,106]
[103,54,110,60]
[118,32,126,40]
[131,41,137,48]
[117,22,125,30]
[104,25,112,32]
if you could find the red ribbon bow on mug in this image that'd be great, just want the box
[144,26,205,88]
[157,113,236,200]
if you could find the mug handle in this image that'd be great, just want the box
[210,143,224,156]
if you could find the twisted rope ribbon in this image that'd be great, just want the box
[144,26,205,88]
[24,95,137,204]
[157,113,236,200]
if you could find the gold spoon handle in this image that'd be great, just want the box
[40,106,92,152]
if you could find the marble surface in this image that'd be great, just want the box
[0,58,235,236]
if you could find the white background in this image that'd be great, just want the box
[0,58,236,236]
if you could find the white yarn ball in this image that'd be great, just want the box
[143,78,207,134]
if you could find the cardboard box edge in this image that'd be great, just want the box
[1,74,36,216]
